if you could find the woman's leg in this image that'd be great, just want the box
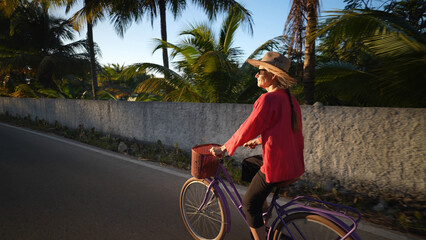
[243,171,275,240]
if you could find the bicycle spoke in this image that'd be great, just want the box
[198,212,223,223]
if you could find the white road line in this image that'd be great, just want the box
[0,122,192,179]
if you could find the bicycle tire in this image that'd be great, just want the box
[180,178,227,240]
[270,212,354,240]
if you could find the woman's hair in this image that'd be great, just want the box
[286,89,301,133]
[263,68,300,133]
[264,67,293,89]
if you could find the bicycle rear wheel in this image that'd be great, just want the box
[271,212,354,240]
[180,178,226,240]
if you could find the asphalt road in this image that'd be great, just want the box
[0,123,254,240]
[0,122,421,240]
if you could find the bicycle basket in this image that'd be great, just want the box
[191,144,221,179]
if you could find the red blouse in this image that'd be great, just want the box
[224,89,304,183]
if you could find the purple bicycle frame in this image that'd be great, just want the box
[196,162,362,240]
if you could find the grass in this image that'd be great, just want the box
[0,112,424,237]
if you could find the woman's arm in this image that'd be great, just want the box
[210,136,261,157]
[224,95,272,156]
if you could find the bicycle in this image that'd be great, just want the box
[180,144,362,240]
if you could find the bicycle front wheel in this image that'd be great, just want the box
[271,212,354,240]
[180,178,226,240]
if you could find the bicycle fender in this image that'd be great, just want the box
[271,207,362,240]
[269,207,321,232]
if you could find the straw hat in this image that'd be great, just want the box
[247,51,296,87]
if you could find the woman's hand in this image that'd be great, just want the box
[210,145,227,157]
[243,138,261,149]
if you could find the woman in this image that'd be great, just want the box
[210,51,304,240]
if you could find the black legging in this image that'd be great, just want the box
[242,156,277,228]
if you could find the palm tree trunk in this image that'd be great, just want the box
[303,0,317,105]
[159,0,169,69]
[87,21,98,100]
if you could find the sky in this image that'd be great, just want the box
[51,0,346,67]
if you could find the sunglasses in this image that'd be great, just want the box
[257,69,268,75]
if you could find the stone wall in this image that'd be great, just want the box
[0,97,424,198]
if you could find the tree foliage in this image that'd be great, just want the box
[97,63,152,100]
[0,2,92,98]
[315,8,426,107]
[108,0,253,69]
[1,0,424,108]
[131,6,281,103]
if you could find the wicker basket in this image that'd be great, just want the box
[191,144,221,179]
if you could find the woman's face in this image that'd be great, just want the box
[256,66,275,89]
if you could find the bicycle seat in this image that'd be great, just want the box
[275,177,299,188]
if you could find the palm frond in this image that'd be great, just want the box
[130,62,203,102]
[38,88,66,98]
[194,50,228,73]
[315,8,426,107]
[315,62,378,106]
[365,31,426,57]
[163,85,205,102]
[128,62,181,80]
[315,61,375,83]
[152,38,183,59]
[57,39,90,56]
[97,89,118,100]
[12,83,39,98]
[191,0,253,35]
[219,5,246,54]
[179,23,216,53]
[134,77,174,96]
[68,8,87,32]
[314,9,424,44]
[108,0,145,37]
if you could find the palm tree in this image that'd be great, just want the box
[284,0,320,104]
[63,0,110,100]
[284,0,305,76]
[0,2,92,96]
[302,0,320,105]
[313,9,426,107]
[109,0,253,69]
[130,6,280,103]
